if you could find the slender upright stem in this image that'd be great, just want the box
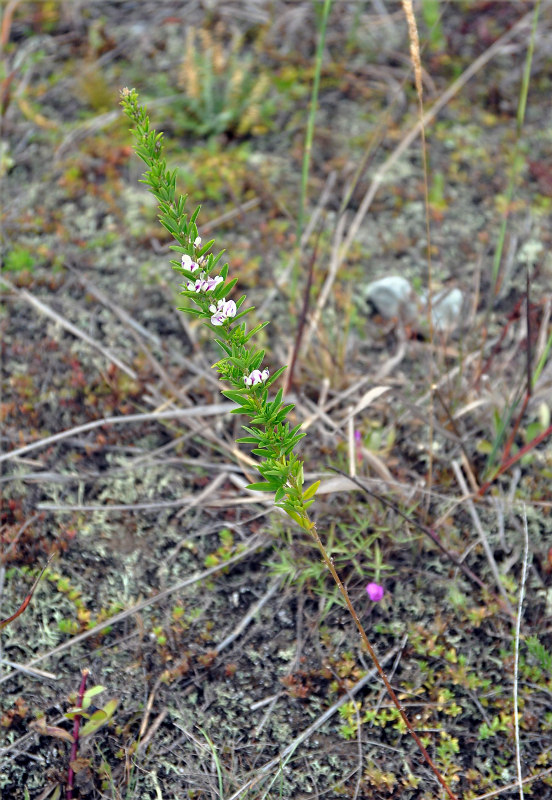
[308,521,458,800]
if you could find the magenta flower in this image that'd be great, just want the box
[366,582,385,602]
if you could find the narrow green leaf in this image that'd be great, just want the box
[79,699,119,738]
[302,480,320,501]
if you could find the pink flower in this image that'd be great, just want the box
[366,582,384,602]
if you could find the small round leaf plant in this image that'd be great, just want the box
[120,88,320,531]
[119,88,459,800]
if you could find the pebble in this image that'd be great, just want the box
[364,276,463,332]
[364,276,417,321]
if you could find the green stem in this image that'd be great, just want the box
[293,0,332,297]
[491,0,541,289]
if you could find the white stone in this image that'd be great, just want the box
[430,288,464,331]
[364,276,417,321]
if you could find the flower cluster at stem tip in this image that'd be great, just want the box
[120,86,315,524]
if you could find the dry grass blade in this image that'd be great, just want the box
[1,276,137,379]
[452,460,515,618]
[0,403,235,465]
[0,537,265,688]
[226,644,402,800]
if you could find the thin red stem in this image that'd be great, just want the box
[501,391,530,463]
[478,422,552,497]
[309,523,458,800]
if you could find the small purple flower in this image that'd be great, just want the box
[366,582,385,602]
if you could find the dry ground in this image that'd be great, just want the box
[1,2,552,799]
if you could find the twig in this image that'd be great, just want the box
[0,658,57,680]
[137,709,168,755]
[0,403,235,465]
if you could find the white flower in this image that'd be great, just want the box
[183,262,223,293]
[244,367,269,387]
[194,236,202,248]
[186,277,208,292]
[182,254,200,272]
[209,298,236,326]
[204,275,223,292]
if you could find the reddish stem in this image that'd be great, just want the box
[478,422,552,497]
[501,391,530,463]
[67,668,89,800]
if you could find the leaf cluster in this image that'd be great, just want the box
[119,88,319,521]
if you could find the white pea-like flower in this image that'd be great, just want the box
[244,368,269,387]
[204,275,223,292]
[182,253,200,272]
[182,253,223,293]
[209,298,236,326]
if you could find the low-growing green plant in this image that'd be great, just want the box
[3,246,35,273]
[268,511,394,617]
[526,634,552,675]
[176,25,277,138]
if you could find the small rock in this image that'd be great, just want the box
[428,288,464,332]
[364,276,417,321]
